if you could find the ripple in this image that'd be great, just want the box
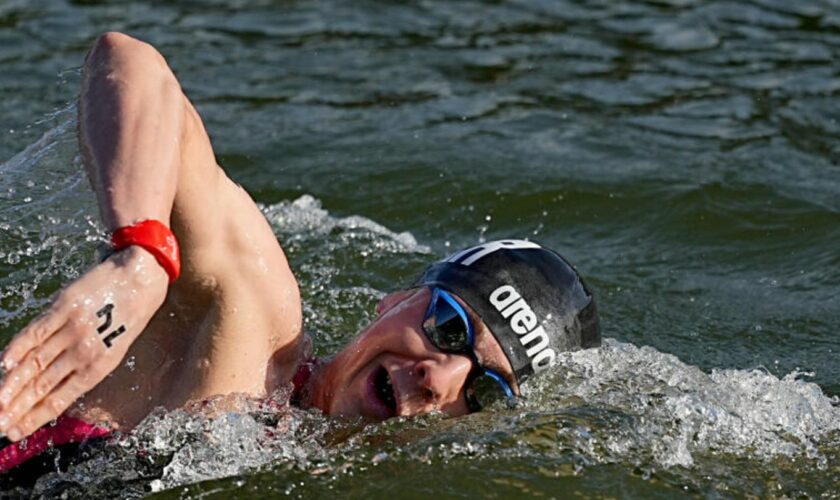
[647,20,720,51]
[559,73,709,106]
[729,66,840,94]
[626,114,774,140]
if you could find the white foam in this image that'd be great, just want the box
[529,339,840,468]
[262,194,430,254]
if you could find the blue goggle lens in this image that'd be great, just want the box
[422,288,516,412]
[422,290,471,351]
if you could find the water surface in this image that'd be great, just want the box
[1,0,838,497]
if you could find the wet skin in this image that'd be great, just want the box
[0,33,516,441]
[304,288,519,420]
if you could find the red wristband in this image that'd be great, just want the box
[110,220,181,284]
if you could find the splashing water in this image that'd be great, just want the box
[262,195,433,352]
[525,340,840,469]
[0,104,102,332]
[14,338,835,497]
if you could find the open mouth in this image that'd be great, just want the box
[373,366,397,416]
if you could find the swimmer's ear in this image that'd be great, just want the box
[375,289,417,316]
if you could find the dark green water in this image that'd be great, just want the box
[1,0,838,497]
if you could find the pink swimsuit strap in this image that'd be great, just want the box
[0,416,111,474]
[290,357,317,407]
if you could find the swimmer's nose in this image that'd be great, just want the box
[411,356,472,414]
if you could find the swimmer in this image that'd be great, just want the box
[0,33,599,468]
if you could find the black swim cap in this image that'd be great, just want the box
[416,240,600,387]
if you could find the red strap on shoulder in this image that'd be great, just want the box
[110,219,181,284]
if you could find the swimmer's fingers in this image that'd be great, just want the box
[0,351,76,439]
[0,307,114,439]
[1,372,86,442]
[0,308,68,411]
[0,326,73,409]
[0,317,126,440]
[1,308,67,374]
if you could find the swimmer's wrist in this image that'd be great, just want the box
[109,246,170,291]
[109,219,181,284]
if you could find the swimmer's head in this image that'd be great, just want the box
[415,239,600,388]
[304,239,599,420]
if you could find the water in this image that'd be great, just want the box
[1,0,839,497]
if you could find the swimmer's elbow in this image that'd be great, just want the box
[86,32,175,84]
[91,32,144,54]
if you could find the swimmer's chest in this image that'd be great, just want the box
[150,288,288,404]
[73,287,290,429]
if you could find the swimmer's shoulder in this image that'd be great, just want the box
[144,176,303,403]
[175,173,303,347]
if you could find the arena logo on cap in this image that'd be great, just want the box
[489,285,556,372]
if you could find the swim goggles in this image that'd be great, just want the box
[422,287,517,412]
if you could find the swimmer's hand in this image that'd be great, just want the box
[0,246,168,441]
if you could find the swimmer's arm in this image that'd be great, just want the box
[78,32,183,232]
[0,33,188,440]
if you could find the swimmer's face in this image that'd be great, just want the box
[309,288,518,420]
